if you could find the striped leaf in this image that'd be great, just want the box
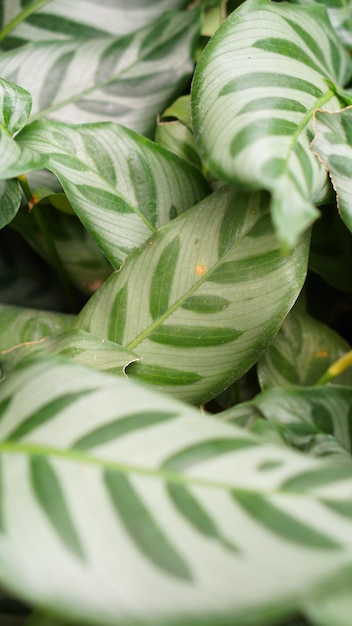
[76,186,309,404]
[311,107,352,235]
[0,10,199,135]
[0,78,46,180]
[0,180,20,229]
[0,358,352,625]
[17,120,209,267]
[0,304,72,353]
[0,0,189,44]
[257,308,352,389]
[191,0,352,249]
[252,384,352,462]
[292,0,352,49]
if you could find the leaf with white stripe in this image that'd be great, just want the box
[192,0,352,249]
[76,186,309,404]
[257,308,352,389]
[292,0,352,49]
[0,0,190,44]
[0,358,352,625]
[312,107,352,235]
[0,10,199,135]
[17,119,209,267]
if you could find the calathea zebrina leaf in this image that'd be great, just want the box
[17,119,209,268]
[76,186,309,404]
[0,10,200,136]
[192,0,352,249]
[0,358,351,626]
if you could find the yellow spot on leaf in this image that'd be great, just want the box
[195,264,206,276]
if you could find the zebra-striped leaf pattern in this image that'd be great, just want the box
[292,0,352,49]
[252,384,352,462]
[312,107,352,235]
[191,0,352,249]
[76,186,309,404]
[0,358,351,625]
[0,0,190,44]
[257,308,352,389]
[0,180,20,229]
[0,10,199,135]
[0,304,72,353]
[16,120,209,267]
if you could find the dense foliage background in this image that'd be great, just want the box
[0,0,352,625]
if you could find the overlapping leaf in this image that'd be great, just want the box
[192,0,352,249]
[0,304,72,354]
[292,0,352,49]
[76,186,309,404]
[257,308,352,389]
[0,358,352,625]
[17,119,209,267]
[0,10,199,135]
[0,0,190,45]
[312,107,352,234]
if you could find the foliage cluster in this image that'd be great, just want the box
[0,0,352,625]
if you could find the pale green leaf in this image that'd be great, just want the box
[0,0,190,44]
[257,308,352,389]
[304,566,352,626]
[0,358,352,625]
[192,0,352,249]
[155,121,202,169]
[17,120,209,267]
[0,304,72,353]
[0,180,20,229]
[76,186,309,404]
[311,107,352,234]
[292,0,352,49]
[252,384,352,461]
[0,11,200,135]
[0,77,31,134]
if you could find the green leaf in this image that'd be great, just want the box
[0,77,31,134]
[0,358,352,625]
[155,121,202,169]
[292,0,352,50]
[257,308,352,389]
[251,384,352,461]
[0,10,200,136]
[17,120,209,267]
[0,304,72,353]
[76,186,309,404]
[0,180,20,229]
[311,107,352,235]
[191,0,352,249]
[304,566,352,626]
[0,0,190,44]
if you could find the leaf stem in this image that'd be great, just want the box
[316,350,352,385]
[0,0,51,43]
[17,175,78,313]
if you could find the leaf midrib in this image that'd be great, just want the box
[0,0,51,43]
[28,18,188,123]
[126,209,268,351]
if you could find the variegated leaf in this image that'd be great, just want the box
[311,107,352,234]
[0,358,352,625]
[0,10,199,135]
[0,304,72,353]
[257,308,352,389]
[0,0,190,44]
[76,186,309,404]
[17,119,209,267]
[191,0,352,249]
[0,180,20,229]
[292,0,352,49]
[251,384,352,462]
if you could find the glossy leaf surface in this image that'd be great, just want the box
[258,309,352,389]
[0,11,199,135]
[0,359,352,625]
[17,120,209,267]
[192,0,352,248]
[77,187,309,403]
